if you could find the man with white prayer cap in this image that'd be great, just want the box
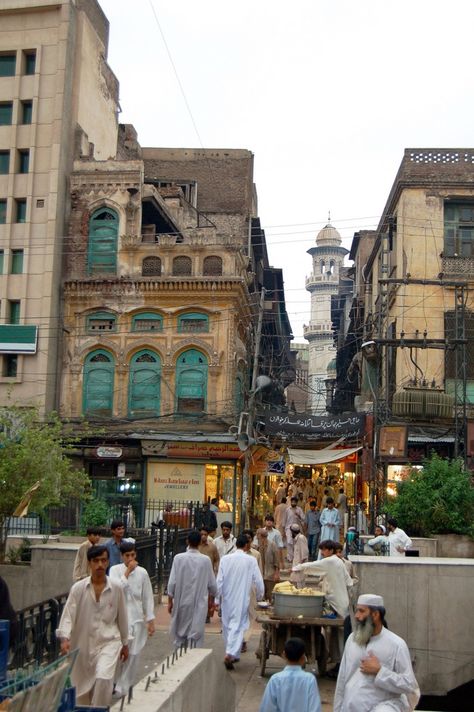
[333,593,420,712]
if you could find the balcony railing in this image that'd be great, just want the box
[441,255,474,278]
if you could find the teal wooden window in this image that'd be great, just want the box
[128,350,161,417]
[0,201,6,224]
[176,349,208,413]
[83,350,115,417]
[444,202,474,257]
[18,150,29,174]
[203,255,223,276]
[87,208,118,275]
[235,373,245,414]
[132,312,163,332]
[86,311,116,333]
[11,249,23,274]
[0,151,9,174]
[0,250,4,273]
[24,51,36,75]
[8,301,20,324]
[0,103,13,126]
[0,54,16,77]
[15,199,27,223]
[178,312,209,333]
[21,101,32,125]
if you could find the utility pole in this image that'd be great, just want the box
[240,287,266,531]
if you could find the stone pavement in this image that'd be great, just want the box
[118,596,336,711]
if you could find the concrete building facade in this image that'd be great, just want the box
[0,0,120,414]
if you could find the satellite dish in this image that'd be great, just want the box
[237,433,257,451]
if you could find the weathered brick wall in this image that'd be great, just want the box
[142,148,254,215]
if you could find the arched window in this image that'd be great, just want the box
[128,350,161,417]
[87,208,119,275]
[320,260,326,274]
[172,255,192,276]
[177,312,209,333]
[86,311,117,333]
[142,256,162,276]
[83,349,115,416]
[329,260,335,275]
[176,349,208,413]
[132,312,163,332]
[203,255,223,276]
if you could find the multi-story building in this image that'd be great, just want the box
[0,0,120,413]
[336,148,474,508]
[304,222,348,413]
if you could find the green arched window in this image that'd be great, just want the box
[177,312,209,333]
[131,312,163,332]
[128,350,161,417]
[83,349,115,416]
[176,349,208,413]
[87,208,119,275]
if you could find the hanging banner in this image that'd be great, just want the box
[263,413,365,439]
[147,461,204,501]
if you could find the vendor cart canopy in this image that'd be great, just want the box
[288,446,361,465]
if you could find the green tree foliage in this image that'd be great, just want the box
[385,453,474,538]
[0,407,90,550]
[81,498,109,529]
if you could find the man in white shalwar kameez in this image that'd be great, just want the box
[110,540,155,697]
[216,533,264,669]
[334,593,420,712]
[318,498,342,556]
[167,530,217,649]
[57,545,129,707]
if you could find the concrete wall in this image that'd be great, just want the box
[127,648,235,712]
[351,555,474,695]
[435,534,474,558]
[1,542,78,609]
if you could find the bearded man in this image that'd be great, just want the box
[333,593,420,712]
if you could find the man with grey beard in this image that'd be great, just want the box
[334,594,420,712]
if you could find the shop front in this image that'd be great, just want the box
[141,437,243,529]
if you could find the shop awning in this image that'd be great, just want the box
[288,446,362,465]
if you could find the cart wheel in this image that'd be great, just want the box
[257,630,268,676]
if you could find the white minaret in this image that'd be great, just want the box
[304,222,348,414]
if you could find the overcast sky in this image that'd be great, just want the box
[100,0,474,342]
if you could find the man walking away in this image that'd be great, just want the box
[256,528,280,600]
[57,545,129,707]
[109,541,155,698]
[305,500,321,560]
[259,637,322,712]
[167,530,217,649]
[217,533,264,669]
[334,593,420,712]
[387,518,413,556]
[72,526,101,582]
[214,520,237,557]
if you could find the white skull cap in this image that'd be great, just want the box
[357,593,384,607]
[290,524,300,532]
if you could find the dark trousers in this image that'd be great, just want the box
[308,533,320,559]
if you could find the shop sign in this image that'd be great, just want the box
[264,413,365,438]
[147,461,204,501]
[96,446,123,459]
[142,440,241,460]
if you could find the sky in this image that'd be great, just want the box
[99,0,474,342]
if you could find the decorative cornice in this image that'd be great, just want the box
[63,277,248,297]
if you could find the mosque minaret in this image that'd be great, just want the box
[304,221,348,414]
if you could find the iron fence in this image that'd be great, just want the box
[9,593,69,671]
[156,525,193,597]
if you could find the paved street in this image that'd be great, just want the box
[123,597,336,711]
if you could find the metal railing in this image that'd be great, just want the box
[156,525,193,597]
[9,594,69,671]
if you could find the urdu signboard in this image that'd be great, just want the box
[263,413,365,439]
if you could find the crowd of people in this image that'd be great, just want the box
[1,478,414,710]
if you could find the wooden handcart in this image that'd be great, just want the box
[255,612,344,677]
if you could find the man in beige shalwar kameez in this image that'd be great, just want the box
[57,545,129,707]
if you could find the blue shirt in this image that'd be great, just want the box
[305,509,321,536]
[259,665,322,712]
[105,538,122,570]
